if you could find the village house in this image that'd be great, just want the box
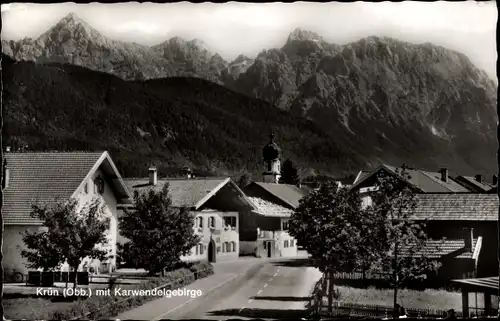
[351,164,472,194]
[121,167,256,263]
[239,133,310,258]
[2,150,132,277]
[350,164,498,285]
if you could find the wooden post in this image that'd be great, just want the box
[462,290,469,318]
[327,270,334,314]
[484,292,492,315]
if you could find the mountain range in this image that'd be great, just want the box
[2,13,498,177]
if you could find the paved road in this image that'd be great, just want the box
[116,255,322,321]
[158,257,321,320]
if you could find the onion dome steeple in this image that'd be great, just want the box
[262,132,281,162]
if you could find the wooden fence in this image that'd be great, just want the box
[308,274,497,319]
[331,271,458,291]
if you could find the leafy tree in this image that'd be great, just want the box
[368,171,442,318]
[237,173,252,189]
[288,181,371,313]
[279,159,300,185]
[22,197,110,288]
[119,183,200,276]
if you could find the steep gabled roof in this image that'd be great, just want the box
[3,151,131,225]
[247,182,309,209]
[353,170,371,185]
[123,177,256,211]
[351,164,471,193]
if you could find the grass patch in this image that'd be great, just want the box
[4,261,214,320]
[324,285,499,312]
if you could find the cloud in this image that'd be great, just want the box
[2,3,28,13]
[115,21,163,35]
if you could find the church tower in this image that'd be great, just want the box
[262,132,281,184]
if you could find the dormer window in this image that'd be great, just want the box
[95,176,105,195]
[209,216,215,228]
[84,182,88,194]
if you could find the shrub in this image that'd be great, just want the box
[48,264,213,320]
[189,261,214,279]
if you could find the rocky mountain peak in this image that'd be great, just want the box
[37,12,104,45]
[233,54,252,64]
[282,28,335,57]
[60,12,87,25]
[287,28,324,43]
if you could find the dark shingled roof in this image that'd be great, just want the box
[252,182,309,208]
[353,170,371,184]
[411,194,498,221]
[124,177,230,209]
[4,152,104,225]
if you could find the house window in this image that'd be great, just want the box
[290,239,295,247]
[195,245,199,255]
[223,242,229,252]
[94,176,105,195]
[231,241,236,252]
[282,220,289,230]
[263,241,267,249]
[84,182,88,194]
[224,216,237,229]
[284,240,289,248]
[209,216,215,228]
[196,217,203,228]
[199,244,204,255]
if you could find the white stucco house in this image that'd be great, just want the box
[2,151,132,277]
[120,167,257,263]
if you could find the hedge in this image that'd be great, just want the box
[47,261,214,320]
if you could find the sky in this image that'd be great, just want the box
[1,1,497,79]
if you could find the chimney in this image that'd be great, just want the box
[2,160,9,190]
[182,167,192,179]
[440,168,448,183]
[475,175,482,183]
[464,228,474,253]
[493,175,498,186]
[148,166,157,186]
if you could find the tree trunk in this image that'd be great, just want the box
[73,266,78,290]
[362,267,368,289]
[327,269,334,314]
[393,242,399,320]
[393,285,399,320]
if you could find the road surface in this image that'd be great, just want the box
[116,256,323,321]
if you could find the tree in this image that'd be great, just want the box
[237,173,252,189]
[119,183,200,276]
[22,197,110,288]
[279,159,300,185]
[369,171,442,319]
[288,181,372,313]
